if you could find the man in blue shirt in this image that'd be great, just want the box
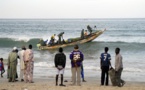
[100,47,111,86]
[70,45,84,86]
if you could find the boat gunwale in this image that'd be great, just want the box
[38,29,105,50]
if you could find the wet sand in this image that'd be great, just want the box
[0,77,145,90]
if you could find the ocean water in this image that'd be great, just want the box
[0,18,145,82]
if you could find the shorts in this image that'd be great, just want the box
[56,68,65,75]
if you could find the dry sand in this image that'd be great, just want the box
[0,77,145,90]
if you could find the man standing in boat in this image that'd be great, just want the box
[51,34,56,45]
[81,29,84,39]
[87,25,93,35]
[58,32,64,44]
[84,30,88,38]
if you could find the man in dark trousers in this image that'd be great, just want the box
[115,47,125,87]
[100,47,111,86]
[87,25,92,34]
[54,47,66,86]
[81,29,84,39]
[81,63,86,82]
[57,32,64,44]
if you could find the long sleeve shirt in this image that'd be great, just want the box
[8,52,17,66]
[23,49,34,62]
[115,53,123,71]
[18,50,25,69]
[70,50,84,67]
[54,52,66,68]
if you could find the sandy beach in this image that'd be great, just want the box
[0,77,145,90]
[0,0,145,89]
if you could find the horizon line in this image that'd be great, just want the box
[0,17,145,20]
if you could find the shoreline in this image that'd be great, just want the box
[0,77,145,90]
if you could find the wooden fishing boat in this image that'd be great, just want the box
[37,29,106,50]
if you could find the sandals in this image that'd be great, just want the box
[59,84,66,86]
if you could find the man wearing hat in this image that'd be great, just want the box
[7,47,18,82]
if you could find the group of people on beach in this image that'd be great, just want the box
[54,44,125,87]
[0,44,125,87]
[100,47,125,87]
[0,44,34,83]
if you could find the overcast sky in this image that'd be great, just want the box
[0,0,145,18]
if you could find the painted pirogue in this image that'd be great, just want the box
[37,29,106,50]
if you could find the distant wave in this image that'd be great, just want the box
[109,35,145,37]
[95,36,145,44]
[0,35,144,48]
[107,30,145,31]
[0,38,40,47]
[95,40,145,44]
[34,61,144,72]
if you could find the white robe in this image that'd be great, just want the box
[18,50,25,69]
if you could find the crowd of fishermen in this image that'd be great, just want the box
[0,44,125,87]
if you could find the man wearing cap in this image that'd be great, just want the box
[7,47,18,82]
[18,46,26,82]
[70,45,84,86]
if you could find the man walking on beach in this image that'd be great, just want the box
[100,47,111,86]
[18,46,26,82]
[54,47,66,86]
[70,45,84,86]
[115,47,125,87]
[8,47,18,82]
[23,44,34,83]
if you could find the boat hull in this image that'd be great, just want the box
[37,29,105,50]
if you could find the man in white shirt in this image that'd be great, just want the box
[18,46,26,82]
[115,47,125,87]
